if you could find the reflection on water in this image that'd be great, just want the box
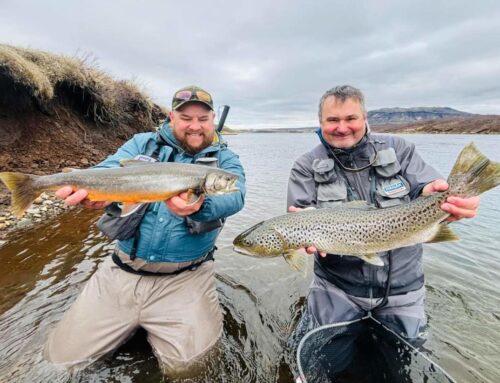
[0,133,499,382]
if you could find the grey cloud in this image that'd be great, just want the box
[1,0,500,129]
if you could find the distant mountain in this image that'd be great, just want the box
[236,107,499,134]
[368,107,474,125]
[371,115,500,134]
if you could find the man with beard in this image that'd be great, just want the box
[44,86,246,374]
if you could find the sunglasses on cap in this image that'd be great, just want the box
[172,88,213,110]
[174,89,212,103]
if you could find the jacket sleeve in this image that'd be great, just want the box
[189,150,246,222]
[392,137,443,199]
[287,153,317,210]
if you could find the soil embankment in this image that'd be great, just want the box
[0,44,167,239]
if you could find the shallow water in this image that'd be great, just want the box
[0,133,499,382]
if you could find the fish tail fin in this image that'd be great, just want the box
[448,142,500,196]
[0,172,42,217]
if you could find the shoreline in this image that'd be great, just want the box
[233,130,500,134]
[1,130,498,242]
[0,193,72,241]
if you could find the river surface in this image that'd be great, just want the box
[0,133,499,382]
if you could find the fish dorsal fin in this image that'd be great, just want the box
[426,224,460,243]
[343,200,376,210]
[119,159,153,167]
[283,249,308,273]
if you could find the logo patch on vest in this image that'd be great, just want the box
[383,181,406,195]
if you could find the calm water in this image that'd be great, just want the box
[0,133,499,382]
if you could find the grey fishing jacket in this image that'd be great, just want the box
[287,131,441,298]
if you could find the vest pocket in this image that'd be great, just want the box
[313,158,348,207]
[312,158,335,182]
[374,175,410,208]
[372,147,401,178]
[317,181,348,207]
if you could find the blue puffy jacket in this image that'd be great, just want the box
[95,122,246,262]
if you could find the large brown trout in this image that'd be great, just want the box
[233,143,500,271]
[0,160,239,217]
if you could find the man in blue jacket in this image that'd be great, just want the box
[44,86,246,374]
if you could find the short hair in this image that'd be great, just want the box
[318,85,366,121]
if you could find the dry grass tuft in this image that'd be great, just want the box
[0,44,167,125]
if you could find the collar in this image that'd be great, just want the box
[315,128,371,156]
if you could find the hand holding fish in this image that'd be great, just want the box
[234,143,499,271]
[0,162,239,217]
[55,186,112,209]
[288,206,327,257]
[165,192,205,216]
[422,179,480,222]
[285,179,482,261]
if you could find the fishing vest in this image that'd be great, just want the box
[312,146,411,209]
[97,133,225,254]
[307,137,426,298]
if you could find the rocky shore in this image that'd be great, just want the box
[0,44,167,244]
[0,156,106,241]
[0,192,74,241]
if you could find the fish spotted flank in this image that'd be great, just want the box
[233,143,500,271]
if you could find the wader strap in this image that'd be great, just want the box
[130,229,141,260]
[375,250,393,309]
[112,247,216,277]
[370,167,377,205]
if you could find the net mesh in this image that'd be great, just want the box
[296,317,455,383]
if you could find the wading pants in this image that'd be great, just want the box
[305,274,427,340]
[44,255,223,373]
[294,274,427,379]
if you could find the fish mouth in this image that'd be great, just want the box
[233,245,259,257]
[215,186,239,194]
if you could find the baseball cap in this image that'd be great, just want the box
[172,85,213,111]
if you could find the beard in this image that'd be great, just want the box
[172,128,215,154]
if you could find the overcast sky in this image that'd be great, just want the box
[2,0,500,129]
